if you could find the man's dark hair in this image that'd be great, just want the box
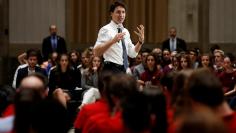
[109,1,126,13]
[26,49,37,59]
[187,68,224,107]
[188,49,198,56]
[26,49,40,59]
[140,48,151,54]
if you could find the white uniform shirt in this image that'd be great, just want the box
[94,20,138,65]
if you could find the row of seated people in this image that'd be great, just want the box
[1,68,236,133]
[12,46,236,108]
[74,69,236,133]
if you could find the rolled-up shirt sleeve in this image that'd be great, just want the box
[94,28,111,47]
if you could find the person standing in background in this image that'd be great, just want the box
[42,25,67,61]
[162,27,187,52]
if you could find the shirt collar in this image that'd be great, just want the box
[51,35,58,40]
[110,20,123,30]
[28,67,35,74]
[170,37,177,41]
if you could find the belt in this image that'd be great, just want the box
[104,61,124,68]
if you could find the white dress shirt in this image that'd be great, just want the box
[169,37,177,51]
[94,20,138,65]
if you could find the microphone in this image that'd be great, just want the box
[117,25,123,43]
[118,27,122,33]
[117,24,123,33]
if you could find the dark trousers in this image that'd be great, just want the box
[103,61,126,74]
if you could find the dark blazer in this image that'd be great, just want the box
[15,66,47,88]
[42,36,67,61]
[162,38,187,52]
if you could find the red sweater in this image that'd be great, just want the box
[74,98,109,129]
[223,112,236,133]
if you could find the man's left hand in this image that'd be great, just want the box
[134,25,145,44]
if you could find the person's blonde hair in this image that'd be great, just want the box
[214,49,224,56]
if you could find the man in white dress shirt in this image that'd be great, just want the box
[94,1,145,73]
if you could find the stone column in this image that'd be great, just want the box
[198,0,209,53]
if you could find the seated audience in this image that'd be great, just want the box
[69,50,81,70]
[186,68,236,133]
[213,49,225,75]
[48,53,81,99]
[78,49,90,74]
[74,72,112,133]
[41,51,58,75]
[218,55,236,93]
[80,56,103,107]
[14,49,47,89]
[179,54,192,70]
[82,74,138,133]
[140,53,163,89]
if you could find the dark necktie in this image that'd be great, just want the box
[118,27,128,70]
[52,36,57,51]
[170,38,175,51]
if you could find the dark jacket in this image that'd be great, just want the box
[15,66,47,88]
[162,38,187,52]
[42,36,67,61]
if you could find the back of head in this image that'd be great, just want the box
[122,91,150,132]
[172,70,193,106]
[122,86,167,133]
[19,73,48,98]
[106,74,138,109]
[107,74,137,98]
[176,108,227,133]
[98,71,113,96]
[14,89,43,133]
[160,71,176,92]
[145,86,167,133]
[30,99,70,133]
[187,68,224,107]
